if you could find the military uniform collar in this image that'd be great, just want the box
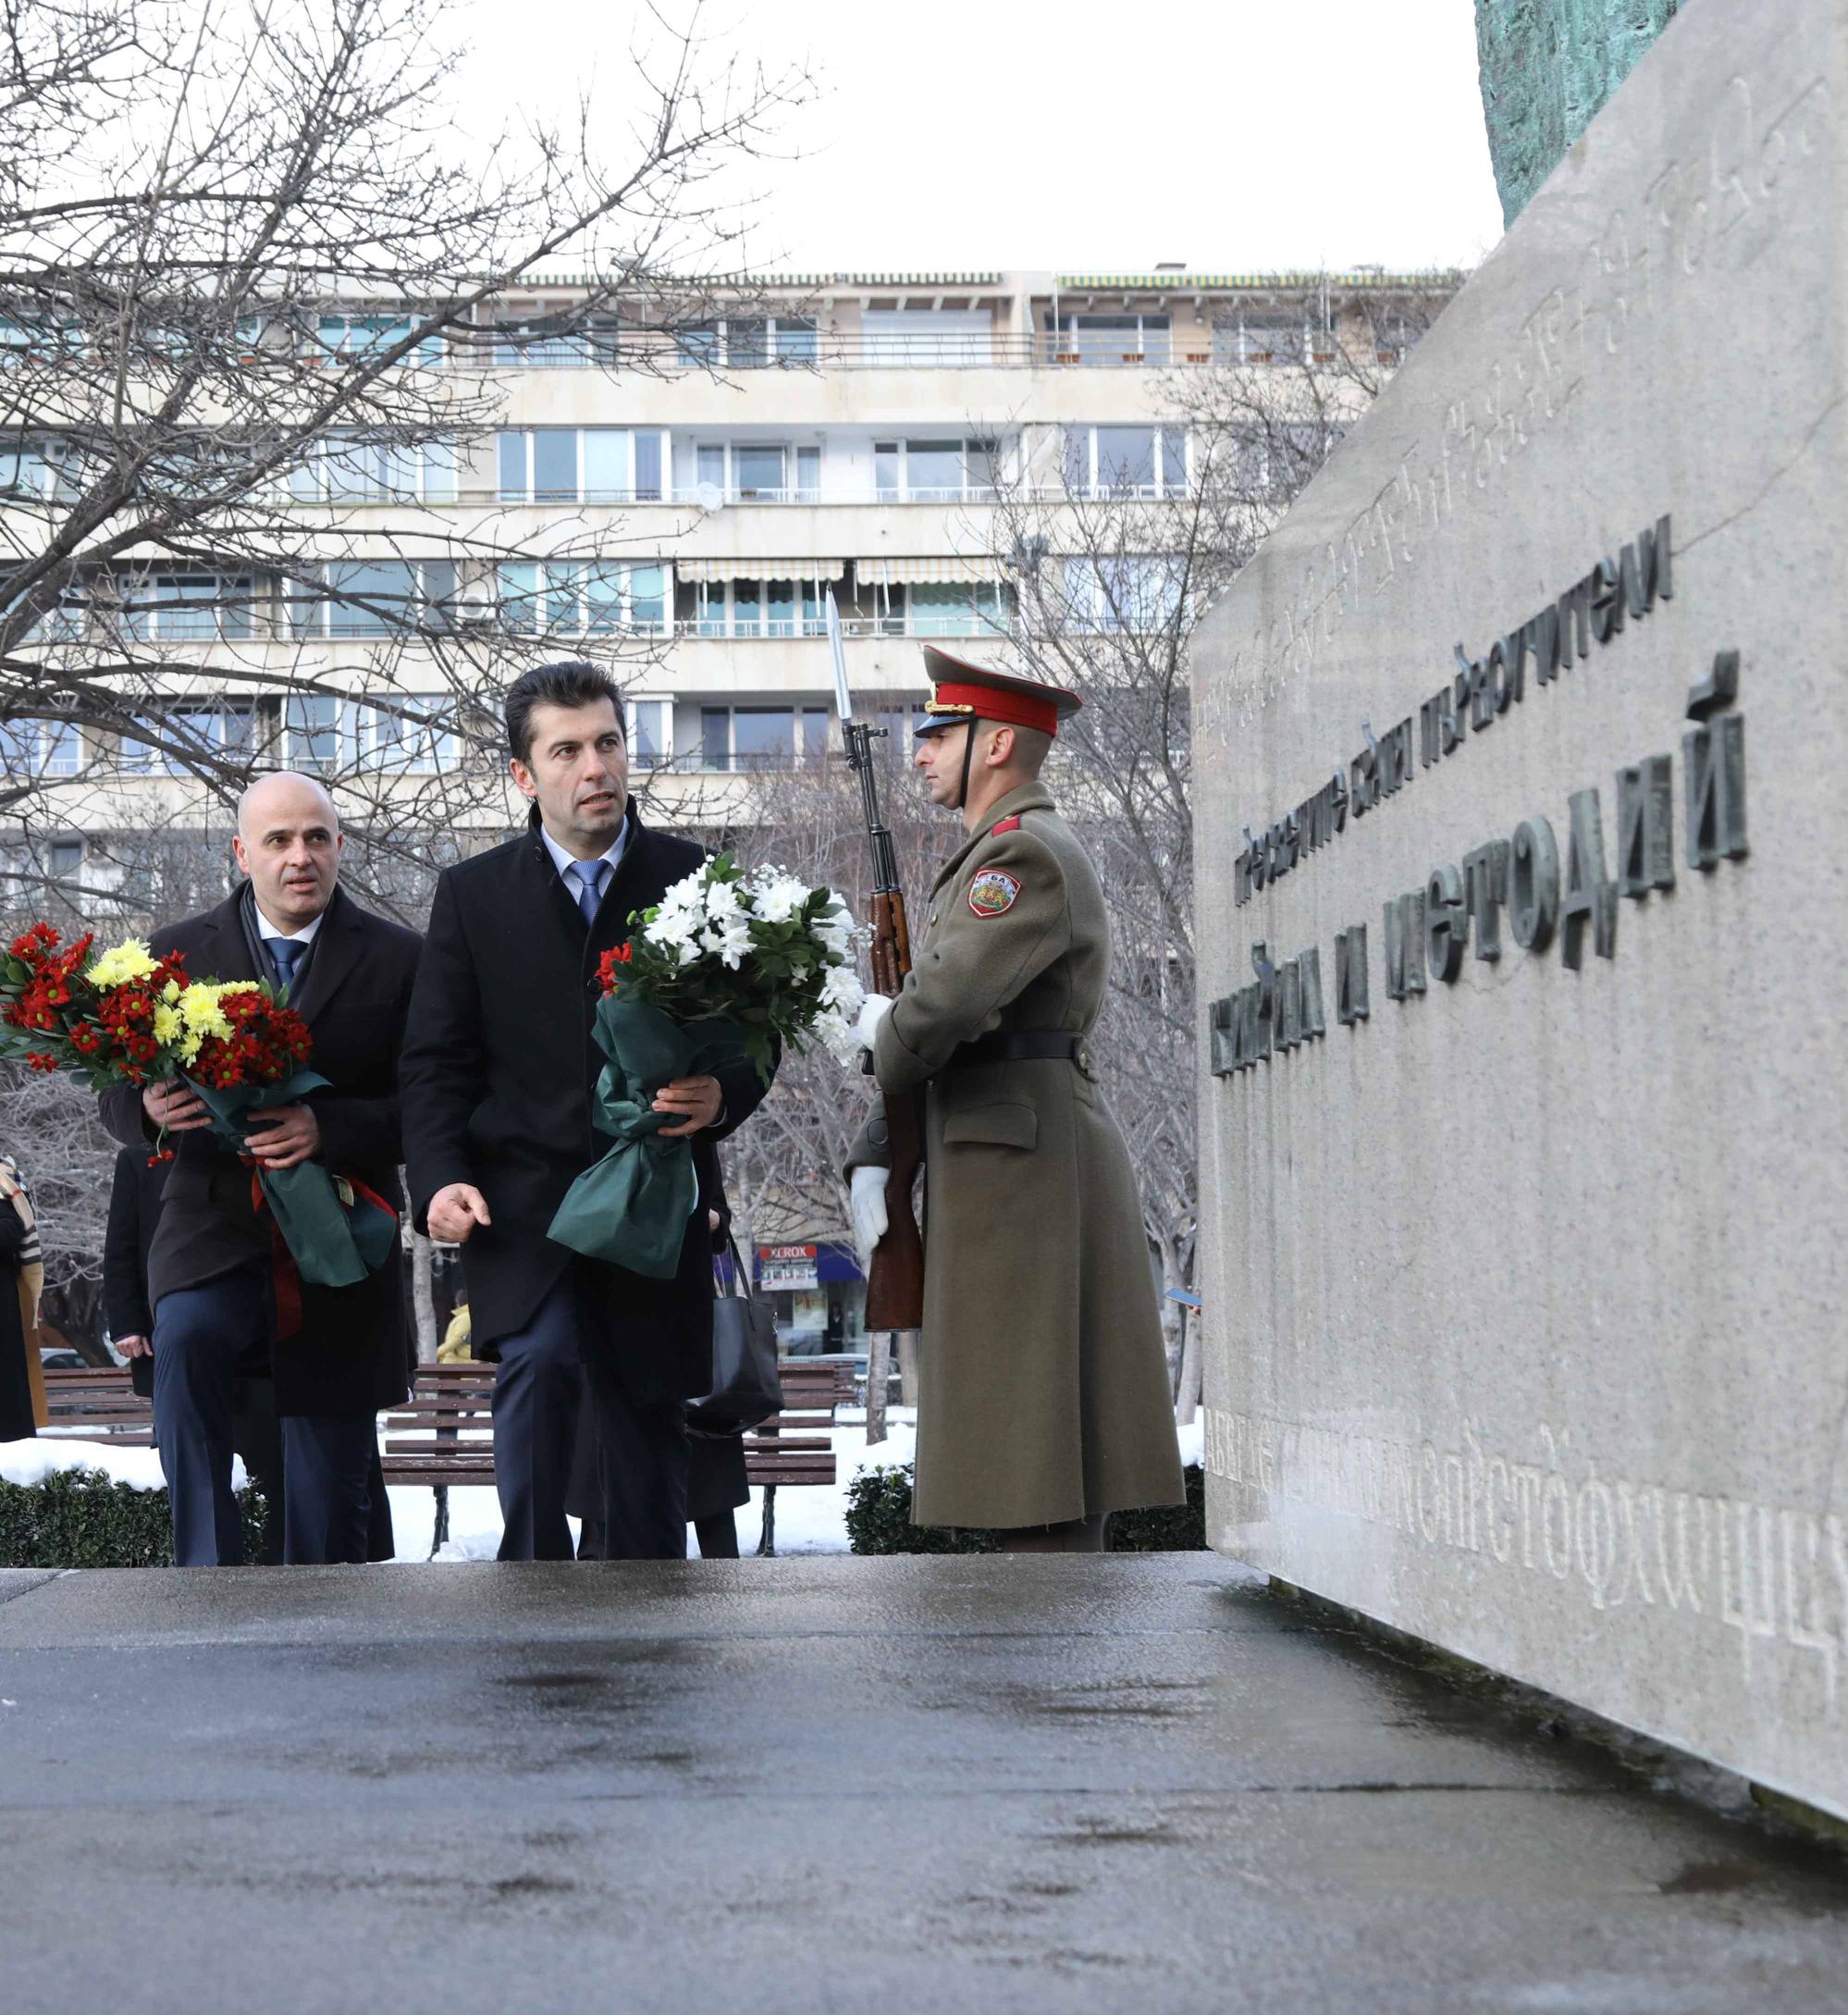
[932,781,1058,894]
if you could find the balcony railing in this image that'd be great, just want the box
[290,483,1107,511]
[674,614,1015,642]
[450,332,1272,373]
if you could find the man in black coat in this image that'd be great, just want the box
[99,772,420,1565]
[399,661,771,1562]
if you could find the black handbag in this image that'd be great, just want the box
[687,1237,782,1431]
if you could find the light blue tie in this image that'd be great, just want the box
[270,938,302,991]
[568,859,606,925]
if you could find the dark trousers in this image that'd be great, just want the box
[280,1413,377,1564]
[492,1269,689,1562]
[152,1264,376,1567]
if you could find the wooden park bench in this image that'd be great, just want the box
[381,1355,859,1555]
[39,1365,154,1445]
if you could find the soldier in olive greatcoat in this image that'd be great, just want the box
[846,649,1183,1551]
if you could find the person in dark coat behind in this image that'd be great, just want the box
[103,1144,397,1564]
[98,773,419,1565]
[0,1154,43,1441]
[400,661,774,1563]
[571,1208,749,1560]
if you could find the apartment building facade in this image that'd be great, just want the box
[4,264,1460,884]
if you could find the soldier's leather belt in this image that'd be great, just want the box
[947,1031,1081,1068]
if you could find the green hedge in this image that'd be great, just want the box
[0,1466,268,1568]
[845,1461,1205,1554]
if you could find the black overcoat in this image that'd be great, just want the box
[98,884,421,1417]
[103,1145,177,1401]
[0,1204,34,1440]
[399,804,771,1402]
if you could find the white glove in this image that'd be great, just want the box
[854,992,893,1052]
[850,1164,889,1269]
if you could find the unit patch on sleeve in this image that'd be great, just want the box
[967,869,1021,918]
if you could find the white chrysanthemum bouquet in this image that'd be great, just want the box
[597,855,865,1077]
[549,856,865,1278]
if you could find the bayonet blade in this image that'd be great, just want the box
[826,590,854,723]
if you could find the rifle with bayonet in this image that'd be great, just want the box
[828,592,925,1330]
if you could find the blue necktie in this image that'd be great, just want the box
[568,859,607,925]
[270,938,302,991]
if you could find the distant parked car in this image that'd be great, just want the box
[38,1349,84,1370]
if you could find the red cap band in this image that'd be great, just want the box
[930,680,1060,736]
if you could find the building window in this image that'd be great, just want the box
[858,310,993,366]
[498,561,666,635]
[117,572,257,641]
[676,316,817,370]
[0,720,82,777]
[314,314,443,366]
[690,577,829,638]
[1062,556,1185,634]
[699,706,831,770]
[116,723,161,773]
[484,315,621,368]
[628,698,668,768]
[284,695,340,773]
[904,581,1009,637]
[6,577,88,642]
[1045,313,1172,366]
[1213,306,1313,365]
[684,440,820,504]
[496,427,663,504]
[348,694,454,773]
[153,703,254,774]
[288,561,457,638]
[872,439,1002,502]
[48,837,82,881]
[0,437,81,501]
[290,434,458,503]
[1064,426,1188,499]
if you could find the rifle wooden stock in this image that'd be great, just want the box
[864,886,925,1331]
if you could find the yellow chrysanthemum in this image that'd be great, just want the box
[162,978,181,1005]
[152,1004,180,1045]
[176,983,234,1063]
[86,939,160,990]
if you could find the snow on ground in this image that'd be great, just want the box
[0,1438,247,1491]
[385,1411,919,1563]
[8,1409,1193,1564]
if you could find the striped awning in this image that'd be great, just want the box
[856,555,1001,587]
[676,556,845,585]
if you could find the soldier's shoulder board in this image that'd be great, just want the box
[989,815,1021,835]
[967,869,1021,918]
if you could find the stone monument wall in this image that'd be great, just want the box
[1194,0,1847,1819]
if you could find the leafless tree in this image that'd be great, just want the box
[979,283,1451,1415]
[718,730,941,1249]
[0,0,812,914]
[0,1063,118,1358]
[0,0,812,1303]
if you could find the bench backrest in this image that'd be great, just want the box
[39,1366,154,1445]
[380,1358,856,1489]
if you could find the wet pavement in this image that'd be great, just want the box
[1,1554,1843,2012]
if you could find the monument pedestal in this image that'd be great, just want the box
[1195,0,1848,1821]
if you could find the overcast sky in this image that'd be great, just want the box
[453,0,1504,278]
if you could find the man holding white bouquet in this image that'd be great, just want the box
[400,661,780,1561]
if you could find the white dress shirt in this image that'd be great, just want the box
[538,817,629,904]
[253,905,325,950]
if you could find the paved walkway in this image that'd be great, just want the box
[2,1555,1844,2012]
